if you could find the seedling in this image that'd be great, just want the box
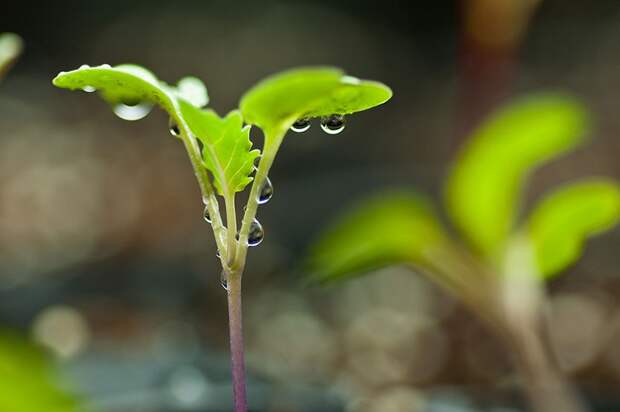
[308,94,620,412]
[52,64,391,411]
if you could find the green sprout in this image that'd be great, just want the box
[307,94,620,412]
[52,64,392,411]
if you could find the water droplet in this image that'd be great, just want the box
[220,271,229,290]
[248,219,264,246]
[341,75,361,85]
[82,85,96,93]
[257,177,273,204]
[169,117,181,137]
[320,114,346,134]
[203,206,212,223]
[215,249,221,258]
[79,64,90,70]
[113,102,153,121]
[291,117,311,133]
[100,64,112,69]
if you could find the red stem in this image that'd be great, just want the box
[226,272,248,412]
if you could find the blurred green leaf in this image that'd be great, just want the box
[239,67,392,135]
[525,179,620,278]
[445,94,590,261]
[0,331,81,412]
[180,103,260,195]
[0,33,22,80]
[306,191,451,282]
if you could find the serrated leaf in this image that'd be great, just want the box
[0,331,81,412]
[306,191,451,282]
[0,33,22,80]
[445,94,590,261]
[239,67,392,134]
[179,102,260,195]
[525,179,620,278]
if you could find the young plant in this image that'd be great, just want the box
[52,64,392,411]
[307,94,620,412]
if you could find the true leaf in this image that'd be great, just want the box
[0,33,22,80]
[445,94,590,261]
[525,179,620,278]
[306,191,451,283]
[239,67,392,135]
[179,102,260,196]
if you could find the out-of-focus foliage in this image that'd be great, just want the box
[525,179,620,278]
[239,67,392,136]
[0,33,22,80]
[0,331,81,412]
[308,94,620,283]
[307,191,451,282]
[445,95,589,260]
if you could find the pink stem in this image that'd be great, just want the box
[226,272,248,412]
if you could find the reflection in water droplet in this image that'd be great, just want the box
[113,102,153,121]
[291,117,311,133]
[82,85,96,93]
[220,271,229,290]
[203,206,212,223]
[258,177,273,204]
[169,117,181,137]
[248,219,264,246]
[320,114,346,134]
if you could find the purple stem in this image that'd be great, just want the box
[226,272,248,412]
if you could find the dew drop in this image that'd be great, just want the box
[79,64,90,70]
[320,114,346,134]
[220,271,228,291]
[248,219,264,246]
[113,101,153,121]
[216,249,221,258]
[203,206,212,223]
[257,177,273,204]
[169,117,181,137]
[100,64,112,69]
[291,117,311,133]
[82,85,96,93]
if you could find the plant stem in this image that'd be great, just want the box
[226,269,247,412]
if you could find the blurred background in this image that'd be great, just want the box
[2,1,620,411]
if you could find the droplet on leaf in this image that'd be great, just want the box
[258,177,273,204]
[291,117,311,133]
[82,85,96,93]
[113,102,153,121]
[248,219,264,246]
[320,114,346,134]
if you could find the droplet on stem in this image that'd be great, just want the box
[169,117,181,137]
[320,114,346,134]
[220,271,228,291]
[203,205,212,223]
[248,219,264,246]
[257,177,273,204]
[291,117,311,133]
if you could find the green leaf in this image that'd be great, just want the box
[52,64,197,115]
[306,191,451,282]
[0,331,81,412]
[525,179,620,278]
[239,67,392,134]
[445,94,590,261]
[179,102,260,196]
[0,33,22,80]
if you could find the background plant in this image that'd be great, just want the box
[52,64,391,412]
[307,94,620,412]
